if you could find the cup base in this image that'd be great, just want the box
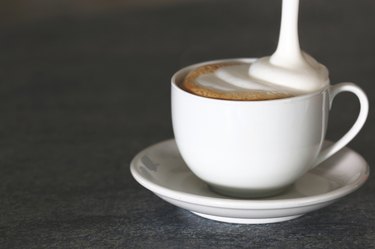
[209,184,290,199]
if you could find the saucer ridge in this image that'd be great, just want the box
[130,139,369,224]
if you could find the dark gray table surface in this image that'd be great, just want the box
[1,0,374,248]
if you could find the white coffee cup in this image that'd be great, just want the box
[171,59,369,198]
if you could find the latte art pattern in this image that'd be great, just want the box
[180,0,330,101]
[181,62,294,101]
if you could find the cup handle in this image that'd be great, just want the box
[313,82,369,167]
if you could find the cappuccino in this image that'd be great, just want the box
[179,0,329,101]
[171,0,369,198]
[180,61,294,101]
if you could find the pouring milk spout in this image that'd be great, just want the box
[270,0,303,68]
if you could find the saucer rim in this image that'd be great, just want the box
[130,139,369,210]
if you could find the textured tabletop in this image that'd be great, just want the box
[0,0,374,248]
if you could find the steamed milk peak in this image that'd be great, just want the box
[249,53,329,93]
[249,0,329,92]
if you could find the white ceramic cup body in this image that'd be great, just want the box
[171,59,368,198]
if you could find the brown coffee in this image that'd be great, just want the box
[180,62,294,101]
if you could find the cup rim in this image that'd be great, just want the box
[171,58,329,103]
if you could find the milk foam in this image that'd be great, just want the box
[249,0,329,92]
[196,63,296,94]
[249,52,329,92]
[194,0,329,95]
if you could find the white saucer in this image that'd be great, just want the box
[130,139,369,224]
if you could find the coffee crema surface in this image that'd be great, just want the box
[180,0,330,101]
[181,62,296,101]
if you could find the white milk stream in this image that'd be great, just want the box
[195,0,329,95]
